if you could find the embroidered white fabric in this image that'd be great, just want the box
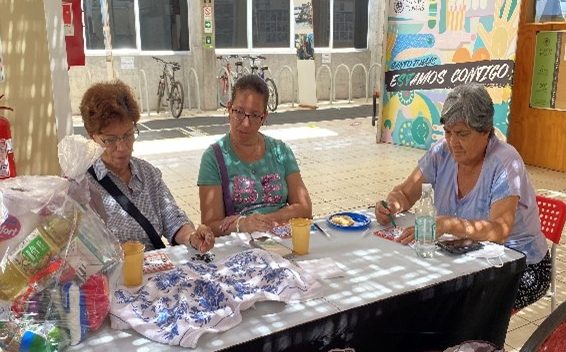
[110,248,321,348]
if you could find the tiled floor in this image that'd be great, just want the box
[132,109,566,351]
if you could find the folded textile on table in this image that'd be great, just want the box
[110,248,320,348]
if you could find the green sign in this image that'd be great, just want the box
[531,31,560,109]
[204,35,214,49]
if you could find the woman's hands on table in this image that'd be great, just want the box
[396,226,415,245]
[239,213,278,233]
[189,224,215,253]
[175,224,215,253]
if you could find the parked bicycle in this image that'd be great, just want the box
[152,56,184,118]
[216,55,246,108]
[243,55,278,112]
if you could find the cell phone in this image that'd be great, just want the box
[250,236,293,257]
[437,238,483,255]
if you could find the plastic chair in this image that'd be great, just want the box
[520,299,566,351]
[536,195,566,312]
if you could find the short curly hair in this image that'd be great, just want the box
[79,80,140,135]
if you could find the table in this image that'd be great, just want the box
[72,210,525,351]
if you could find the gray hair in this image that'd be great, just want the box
[440,83,494,137]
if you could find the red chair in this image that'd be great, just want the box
[521,299,566,351]
[536,195,566,312]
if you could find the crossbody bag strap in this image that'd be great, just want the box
[212,143,235,216]
[88,166,166,249]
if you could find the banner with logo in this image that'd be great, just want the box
[381,0,522,148]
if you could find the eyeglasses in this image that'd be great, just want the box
[98,127,139,147]
[230,107,265,124]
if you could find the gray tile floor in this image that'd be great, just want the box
[132,109,566,351]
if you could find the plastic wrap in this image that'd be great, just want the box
[0,136,122,350]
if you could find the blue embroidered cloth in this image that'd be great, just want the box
[110,249,320,347]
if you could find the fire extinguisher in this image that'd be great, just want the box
[0,94,16,179]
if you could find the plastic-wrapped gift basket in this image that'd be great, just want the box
[0,136,122,351]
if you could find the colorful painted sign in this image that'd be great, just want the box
[381,0,522,148]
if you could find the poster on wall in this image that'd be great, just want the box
[530,31,565,109]
[381,0,522,149]
[0,37,5,83]
[294,0,314,60]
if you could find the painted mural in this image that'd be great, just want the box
[381,0,522,149]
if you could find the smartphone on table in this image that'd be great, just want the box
[437,238,483,255]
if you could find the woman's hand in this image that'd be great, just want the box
[188,224,215,253]
[375,200,400,225]
[396,226,415,245]
[240,214,277,233]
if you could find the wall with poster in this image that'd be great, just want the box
[530,31,566,110]
[380,0,522,149]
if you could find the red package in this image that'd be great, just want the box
[81,274,109,331]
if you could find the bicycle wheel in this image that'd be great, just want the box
[169,82,184,118]
[217,72,231,108]
[156,80,165,113]
[265,78,278,112]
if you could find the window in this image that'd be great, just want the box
[139,0,189,50]
[215,0,248,48]
[83,0,190,51]
[252,0,290,48]
[215,0,291,49]
[312,0,368,49]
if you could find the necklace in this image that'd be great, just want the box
[231,135,263,164]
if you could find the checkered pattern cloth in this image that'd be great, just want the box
[88,157,192,250]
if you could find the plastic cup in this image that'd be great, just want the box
[290,218,311,255]
[121,241,145,287]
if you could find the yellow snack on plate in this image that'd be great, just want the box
[330,215,355,227]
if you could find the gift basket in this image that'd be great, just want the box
[0,136,122,351]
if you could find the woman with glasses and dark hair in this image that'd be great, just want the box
[80,80,214,252]
[198,74,312,235]
[375,82,550,310]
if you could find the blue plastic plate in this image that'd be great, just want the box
[327,212,371,230]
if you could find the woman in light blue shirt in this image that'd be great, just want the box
[375,83,550,310]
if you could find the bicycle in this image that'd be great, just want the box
[243,55,278,112]
[152,56,184,118]
[216,55,246,108]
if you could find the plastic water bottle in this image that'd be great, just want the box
[415,183,436,258]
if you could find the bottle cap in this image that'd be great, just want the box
[422,183,433,192]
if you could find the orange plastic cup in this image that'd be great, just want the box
[122,241,145,287]
[290,218,311,255]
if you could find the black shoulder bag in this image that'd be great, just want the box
[88,166,166,249]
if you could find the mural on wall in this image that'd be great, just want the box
[381,0,522,149]
[294,1,314,60]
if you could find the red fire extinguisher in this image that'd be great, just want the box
[0,94,16,179]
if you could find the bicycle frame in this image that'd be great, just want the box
[153,56,184,118]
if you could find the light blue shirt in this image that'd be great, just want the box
[418,137,547,264]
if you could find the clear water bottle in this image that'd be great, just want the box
[415,183,436,258]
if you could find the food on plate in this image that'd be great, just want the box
[330,214,355,227]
